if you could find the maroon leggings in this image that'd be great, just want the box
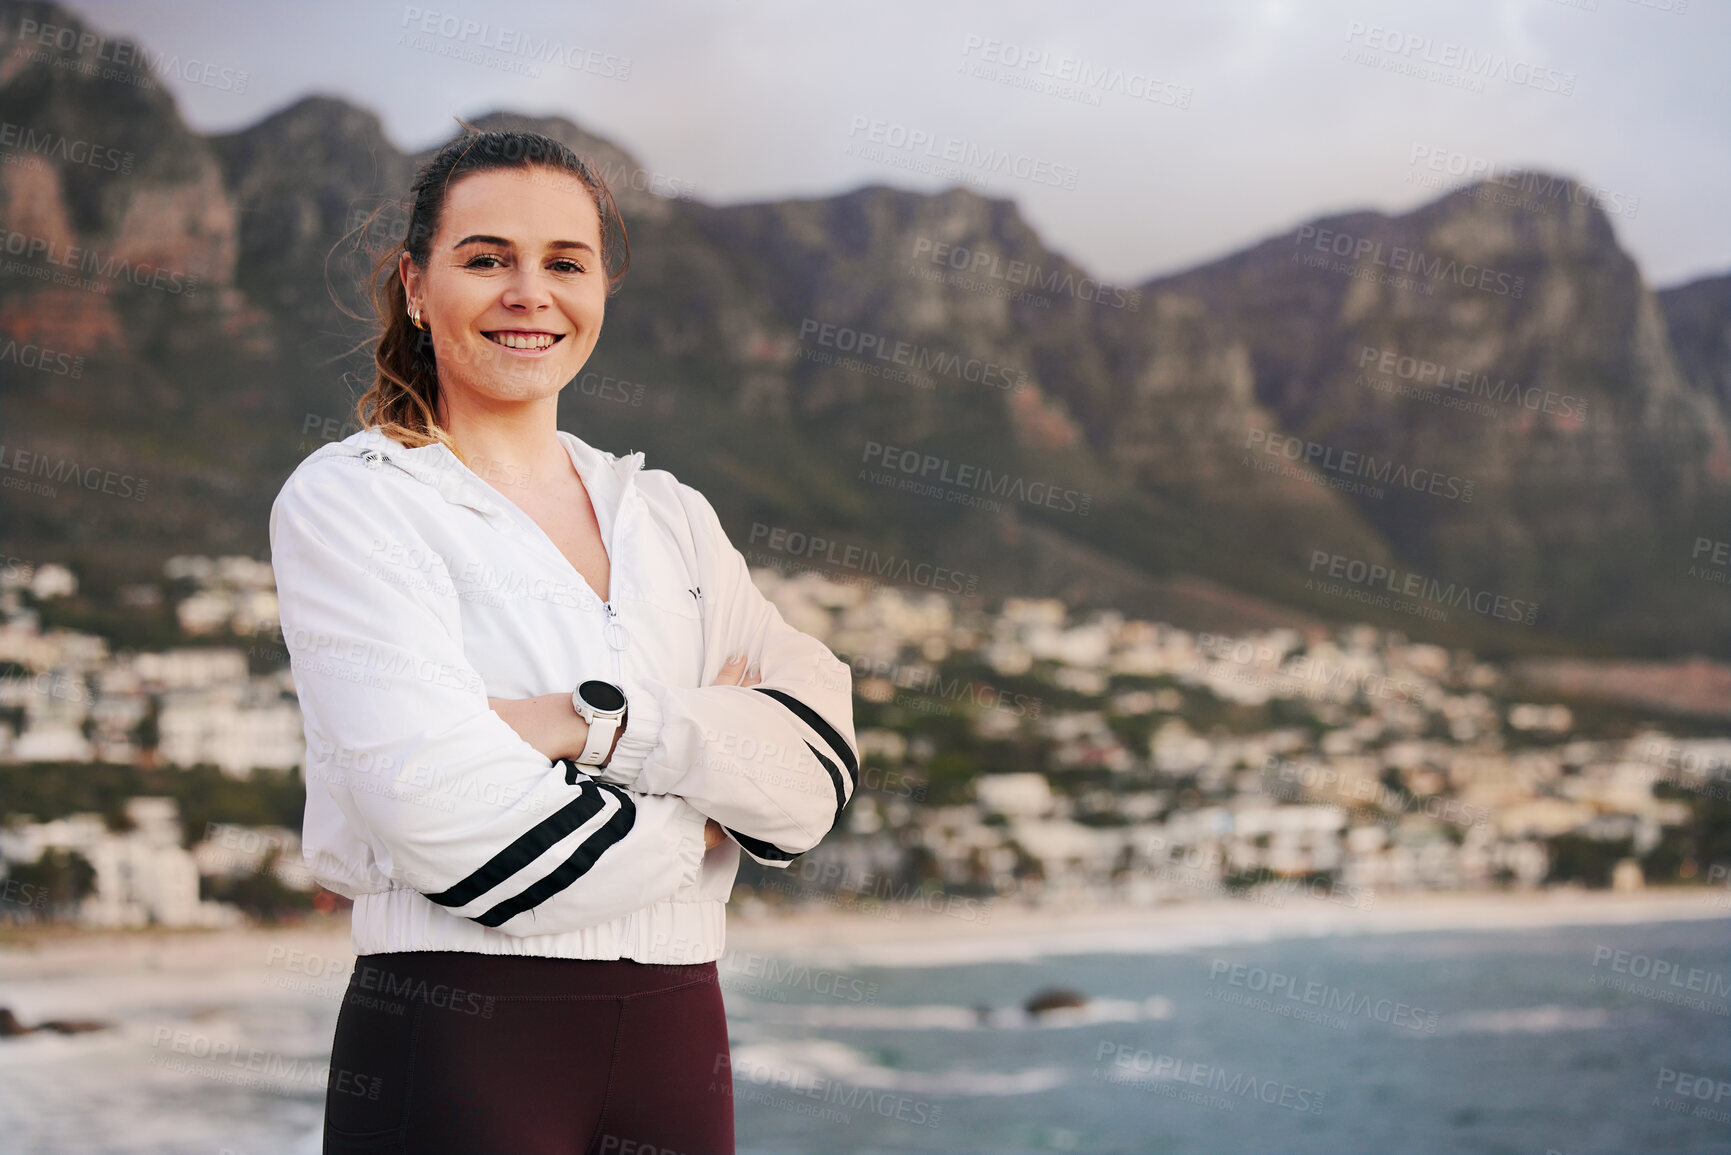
[322,951,734,1155]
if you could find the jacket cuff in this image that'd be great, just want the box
[594,682,665,791]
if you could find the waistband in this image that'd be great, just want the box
[347,950,719,1001]
[349,887,728,963]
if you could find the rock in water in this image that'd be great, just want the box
[37,1019,109,1035]
[1024,987,1088,1016]
[0,1007,111,1038]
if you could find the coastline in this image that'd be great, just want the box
[726,886,1731,968]
[0,888,1724,980]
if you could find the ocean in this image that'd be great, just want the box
[1,912,1727,1154]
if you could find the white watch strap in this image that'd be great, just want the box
[575,713,619,766]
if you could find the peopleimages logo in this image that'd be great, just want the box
[790,859,993,923]
[746,522,980,597]
[0,336,83,378]
[957,35,1193,109]
[1343,22,1576,96]
[1092,1043,1327,1114]
[1194,633,1428,708]
[718,950,881,1004]
[1405,146,1639,220]
[1264,754,1488,828]
[1244,429,1475,503]
[1590,946,1731,1005]
[861,439,1091,516]
[1293,225,1524,298]
[1206,959,1440,1033]
[845,115,1080,190]
[397,7,631,80]
[1356,345,1588,418]
[1307,549,1539,625]
[12,17,250,93]
[797,318,1028,392]
[1689,537,1730,586]
[910,237,1140,311]
[0,669,91,706]
[840,648,1042,721]
[0,224,201,296]
[0,120,134,173]
[0,445,149,501]
[1653,1067,1731,1124]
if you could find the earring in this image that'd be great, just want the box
[408,302,427,331]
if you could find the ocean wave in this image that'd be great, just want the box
[729,995,1173,1030]
[729,1037,1068,1096]
[1434,1005,1613,1034]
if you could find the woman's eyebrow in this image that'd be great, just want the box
[451,234,596,255]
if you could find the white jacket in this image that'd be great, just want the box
[268,426,858,963]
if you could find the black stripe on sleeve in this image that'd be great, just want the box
[804,741,846,815]
[422,770,611,910]
[724,826,802,863]
[471,783,638,928]
[719,742,846,866]
[751,686,859,791]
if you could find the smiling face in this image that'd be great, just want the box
[399,166,608,411]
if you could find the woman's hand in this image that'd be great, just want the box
[702,652,761,849]
[488,693,594,764]
[714,652,761,689]
[489,656,760,851]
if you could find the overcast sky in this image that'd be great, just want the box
[70,0,1730,289]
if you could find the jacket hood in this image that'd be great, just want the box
[302,427,647,527]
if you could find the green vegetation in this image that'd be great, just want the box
[1,849,95,916]
[1543,834,1634,888]
[199,850,315,924]
[1643,792,1731,883]
[0,763,306,846]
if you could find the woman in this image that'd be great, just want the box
[270,129,860,1154]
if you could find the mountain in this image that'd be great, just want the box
[0,0,272,562]
[1660,272,1731,416]
[682,184,1389,623]
[1138,188,1731,653]
[2,0,1727,655]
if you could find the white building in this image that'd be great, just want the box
[192,823,316,891]
[7,725,93,763]
[975,773,1054,818]
[1,798,240,928]
[157,682,305,776]
[132,648,249,690]
[28,563,78,599]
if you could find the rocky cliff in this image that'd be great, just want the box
[2,0,1725,654]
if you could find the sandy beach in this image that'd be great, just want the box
[0,890,1725,1155]
[724,887,1731,967]
[1,887,1724,983]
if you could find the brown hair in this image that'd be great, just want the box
[349,128,630,455]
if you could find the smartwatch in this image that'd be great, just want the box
[571,679,628,767]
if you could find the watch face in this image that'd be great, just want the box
[578,679,625,713]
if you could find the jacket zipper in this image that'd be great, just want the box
[360,438,636,682]
[604,601,623,680]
